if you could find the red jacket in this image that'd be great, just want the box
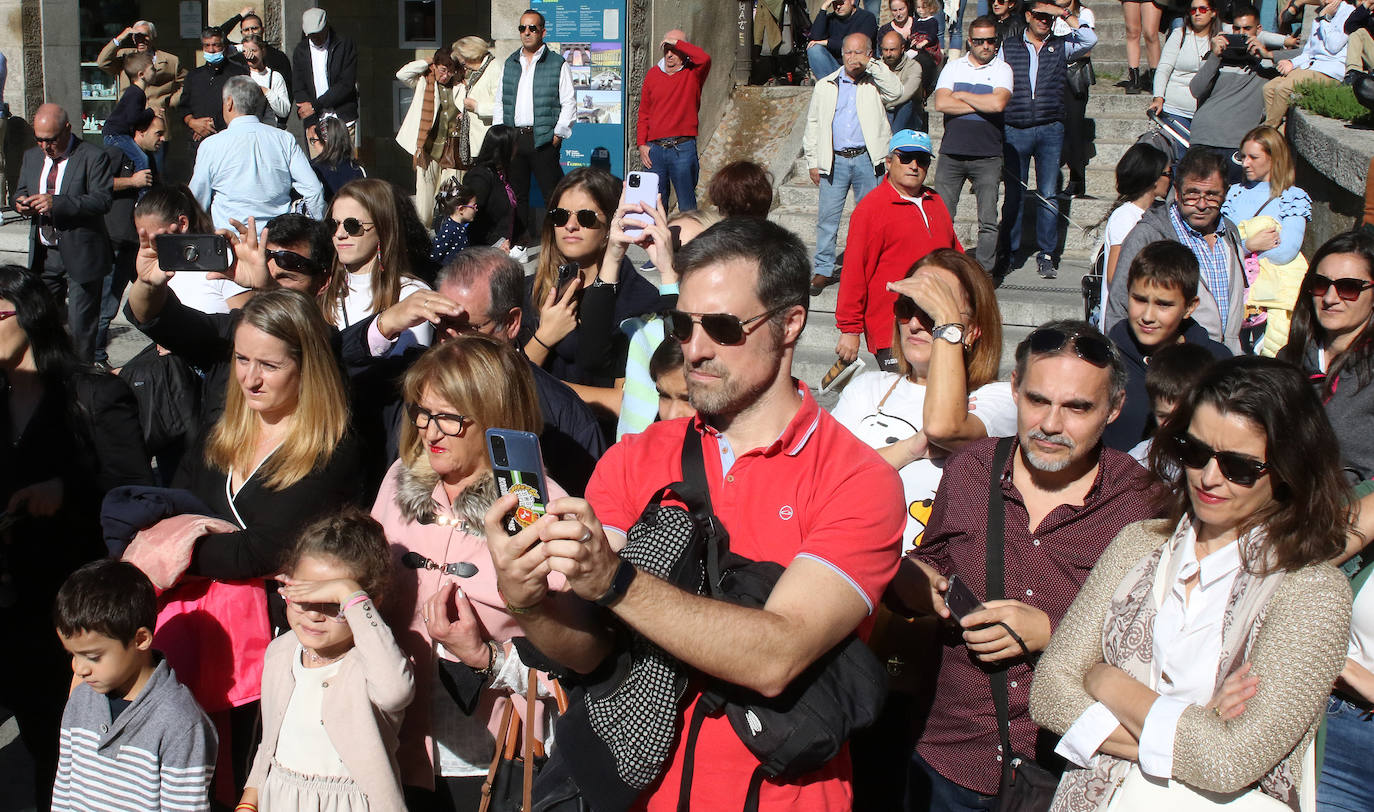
[635,40,711,144]
[836,179,963,352]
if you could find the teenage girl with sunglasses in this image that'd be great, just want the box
[1148,0,1220,158]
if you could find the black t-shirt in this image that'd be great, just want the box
[103,85,151,137]
[107,694,133,720]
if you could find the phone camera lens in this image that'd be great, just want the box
[628,175,640,188]
[183,245,199,262]
[491,436,508,467]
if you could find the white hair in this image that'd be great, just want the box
[223,75,267,118]
[134,20,157,39]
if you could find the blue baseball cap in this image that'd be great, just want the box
[888,129,933,155]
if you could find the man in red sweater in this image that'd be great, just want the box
[835,129,962,371]
[636,30,710,211]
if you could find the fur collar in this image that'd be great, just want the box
[393,461,498,537]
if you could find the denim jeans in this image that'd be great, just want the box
[1001,121,1064,262]
[807,43,842,78]
[648,137,699,211]
[949,0,992,49]
[906,752,999,812]
[934,153,1002,271]
[889,97,926,133]
[814,152,880,278]
[103,133,149,175]
[1318,695,1374,811]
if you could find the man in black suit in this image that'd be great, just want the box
[291,8,358,130]
[15,103,114,363]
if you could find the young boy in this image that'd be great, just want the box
[430,182,477,268]
[1129,342,1219,465]
[650,337,694,421]
[1105,239,1231,451]
[102,52,156,175]
[52,560,216,812]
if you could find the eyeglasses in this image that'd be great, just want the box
[0,310,16,321]
[968,36,1000,45]
[286,598,349,623]
[1303,272,1374,302]
[1173,433,1270,486]
[664,304,795,345]
[549,207,605,229]
[1178,190,1224,206]
[408,404,471,437]
[1189,5,1213,12]
[1026,327,1113,367]
[1029,11,1056,22]
[893,296,936,329]
[518,24,542,32]
[325,217,374,237]
[892,151,931,166]
[265,248,320,273]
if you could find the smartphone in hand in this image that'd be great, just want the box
[154,234,230,272]
[486,429,552,535]
[623,171,659,238]
[943,574,985,621]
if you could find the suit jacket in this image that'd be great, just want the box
[16,139,114,282]
[96,43,185,111]
[291,29,359,125]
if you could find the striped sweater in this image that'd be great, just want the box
[53,656,217,812]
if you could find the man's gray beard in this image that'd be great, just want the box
[1022,429,1076,473]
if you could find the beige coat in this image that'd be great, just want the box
[462,54,500,158]
[96,42,185,112]
[802,59,902,174]
[395,60,462,156]
[246,596,415,811]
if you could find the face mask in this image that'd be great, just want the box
[204,50,224,64]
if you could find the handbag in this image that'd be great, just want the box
[1105,764,1287,811]
[480,668,547,812]
[987,438,1060,812]
[1066,58,1096,98]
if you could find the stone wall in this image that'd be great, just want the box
[1286,108,1372,256]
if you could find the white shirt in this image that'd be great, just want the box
[37,145,73,247]
[1053,4,1096,36]
[1057,524,1244,778]
[249,66,290,120]
[167,274,249,315]
[830,372,1018,552]
[1098,202,1150,325]
[310,36,331,101]
[334,273,434,346]
[274,646,349,776]
[1349,569,1374,672]
[492,46,576,140]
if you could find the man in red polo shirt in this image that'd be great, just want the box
[485,218,904,810]
[835,128,961,372]
[636,29,710,212]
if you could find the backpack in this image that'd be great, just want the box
[117,343,201,458]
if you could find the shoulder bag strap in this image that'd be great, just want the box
[681,424,730,595]
[986,437,1017,789]
[479,702,516,812]
[523,667,537,812]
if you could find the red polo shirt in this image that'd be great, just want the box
[836,179,963,353]
[585,383,904,811]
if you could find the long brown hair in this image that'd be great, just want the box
[530,168,620,307]
[321,178,423,327]
[890,249,1003,390]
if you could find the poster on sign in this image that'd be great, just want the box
[534,0,627,177]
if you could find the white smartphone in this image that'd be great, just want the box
[623,171,660,238]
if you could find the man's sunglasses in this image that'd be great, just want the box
[1173,433,1270,486]
[325,217,374,237]
[893,151,932,167]
[549,207,605,229]
[893,296,935,329]
[1026,327,1113,367]
[34,134,65,144]
[664,304,794,345]
[1304,272,1374,302]
[518,24,542,32]
[968,36,1000,46]
[1029,10,1056,22]
[265,248,320,273]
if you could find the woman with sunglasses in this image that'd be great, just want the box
[310,114,367,205]
[1032,355,1352,811]
[522,168,664,395]
[1149,0,1220,158]
[462,125,518,252]
[372,335,564,810]
[1221,126,1311,356]
[322,177,436,348]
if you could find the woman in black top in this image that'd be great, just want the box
[0,265,153,806]
[463,124,519,249]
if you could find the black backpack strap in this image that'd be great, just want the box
[676,699,711,812]
[743,766,767,812]
[985,437,1016,791]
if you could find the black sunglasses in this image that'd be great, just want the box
[549,207,605,229]
[893,296,936,328]
[1304,272,1374,302]
[1030,10,1055,21]
[893,151,931,166]
[664,304,794,345]
[518,24,542,32]
[325,217,374,237]
[265,248,320,274]
[34,134,65,144]
[1173,433,1270,486]
[968,36,1000,45]
[1026,327,1113,367]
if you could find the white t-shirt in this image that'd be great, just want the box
[333,273,434,346]
[167,274,251,315]
[1053,5,1095,35]
[1098,202,1149,323]
[830,371,1017,552]
[1350,573,1374,672]
[274,646,349,776]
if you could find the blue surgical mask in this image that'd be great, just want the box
[204,50,224,64]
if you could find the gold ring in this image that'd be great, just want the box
[1213,706,1222,718]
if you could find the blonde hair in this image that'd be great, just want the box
[453,36,491,63]
[891,249,1004,390]
[398,335,543,473]
[1240,125,1294,202]
[204,289,349,490]
[321,178,422,328]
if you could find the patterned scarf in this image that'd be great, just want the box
[1051,518,1297,811]
[413,67,442,169]
[457,54,494,169]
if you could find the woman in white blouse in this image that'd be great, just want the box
[242,36,290,127]
[1031,357,1353,811]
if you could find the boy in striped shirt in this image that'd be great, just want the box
[52,560,217,811]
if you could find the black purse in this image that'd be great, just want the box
[987,438,1061,812]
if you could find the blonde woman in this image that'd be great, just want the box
[454,36,499,169]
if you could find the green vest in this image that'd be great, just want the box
[502,47,565,148]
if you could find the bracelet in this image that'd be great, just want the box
[498,587,543,615]
[235,804,258,812]
[531,334,552,351]
[471,638,502,680]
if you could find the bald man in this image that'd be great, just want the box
[635,29,711,211]
[15,103,114,363]
[880,29,925,132]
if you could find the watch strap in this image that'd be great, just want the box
[594,557,637,607]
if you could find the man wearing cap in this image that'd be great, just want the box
[291,8,359,130]
[834,129,961,370]
[494,9,576,254]
[803,32,901,297]
[636,30,711,212]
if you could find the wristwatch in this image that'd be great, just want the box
[931,323,966,345]
[594,558,637,608]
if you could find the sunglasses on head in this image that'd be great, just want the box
[549,207,605,229]
[1026,326,1113,367]
[893,296,936,329]
[893,151,932,166]
[664,304,794,345]
[1173,433,1270,486]
[968,36,1000,45]
[518,24,542,32]
[325,217,373,237]
[265,248,320,274]
[1304,272,1374,302]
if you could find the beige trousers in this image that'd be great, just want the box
[1262,68,1336,128]
[414,161,459,229]
[1348,28,1374,73]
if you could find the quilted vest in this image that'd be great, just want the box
[501,47,566,147]
[1002,33,1069,128]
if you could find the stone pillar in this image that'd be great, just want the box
[37,0,81,120]
[491,0,527,63]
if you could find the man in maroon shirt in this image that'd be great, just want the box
[635,29,710,211]
[891,319,1167,810]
